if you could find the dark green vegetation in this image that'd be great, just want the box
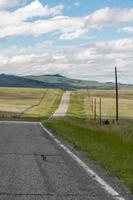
[45,89,133,194]
[26,74,133,90]
[0,73,133,90]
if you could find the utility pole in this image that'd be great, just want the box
[91,98,93,113]
[94,98,97,120]
[88,90,92,117]
[99,97,102,125]
[88,90,90,101]
[115,67,119,124]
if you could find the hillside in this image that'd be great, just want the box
[0,74,73,89]
[0,74,132,90]
[26,74,133,90]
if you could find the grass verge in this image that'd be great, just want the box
[44,89,133,194]
[45,117,133,193]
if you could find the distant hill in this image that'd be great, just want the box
[25,74,133,90]
[0,73,132,90]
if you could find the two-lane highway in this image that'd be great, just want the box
[0,122,128,200]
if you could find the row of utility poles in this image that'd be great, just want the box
[89,67,119,125]
[90,96,102,125]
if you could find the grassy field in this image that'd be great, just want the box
[0,87,63,120]
[67,90,91,118]
[45,89,133,194]
[0,87,132,192]
[67,89,133,119]
[89,89,133,119]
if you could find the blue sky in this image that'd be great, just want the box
[0,0,133,83]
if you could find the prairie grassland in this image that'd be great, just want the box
[67,89,133,135]
[90,89,133,118]
[0,87,63,120]
[45,89,133,193]
[22,89,63,119]
[67,89,133,119]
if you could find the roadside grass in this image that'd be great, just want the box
[45,117,133,193]
[45,89,133,194]
[68,90,92,118]
[0,87,63,120]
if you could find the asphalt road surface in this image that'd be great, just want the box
[0,122,129,200]
[53,91,71,117]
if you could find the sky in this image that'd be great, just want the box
[0,0,133,83]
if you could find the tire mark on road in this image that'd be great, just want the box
[33,152,55,194]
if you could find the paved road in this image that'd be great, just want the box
[0,122,128,200]
[53,91,71,117]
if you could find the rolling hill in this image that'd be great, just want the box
[0,73,132,90]
[25,74,133,90]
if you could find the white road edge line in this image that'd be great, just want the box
[40,123,126,200]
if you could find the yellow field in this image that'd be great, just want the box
[67,89,133,119]
[90,89,133,119]
[0,87,132,120]
[0,87,63,119]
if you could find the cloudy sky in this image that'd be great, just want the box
[0,0,133,83]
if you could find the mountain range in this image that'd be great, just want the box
[0,74,132,90]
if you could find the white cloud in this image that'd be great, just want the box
[13,0,64,21]
[0,1,64,26]
[4,40,54,55]
[86,7,133,28]
[0,2,133,40]
[0,2,133,83]
[0,37,133,83]
[60,28,88,40]
[0,53,9,64]
[119,26,133,33]
[0,14,86,39]
[0,1,66,39]
[0,0,20,9]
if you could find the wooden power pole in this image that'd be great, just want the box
[99,97,102,125]
[94,98,97,120]
[92,98,93,113]
[115,67,119,124]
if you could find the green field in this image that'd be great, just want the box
[0,87,63,120]
[45,89,133,194]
